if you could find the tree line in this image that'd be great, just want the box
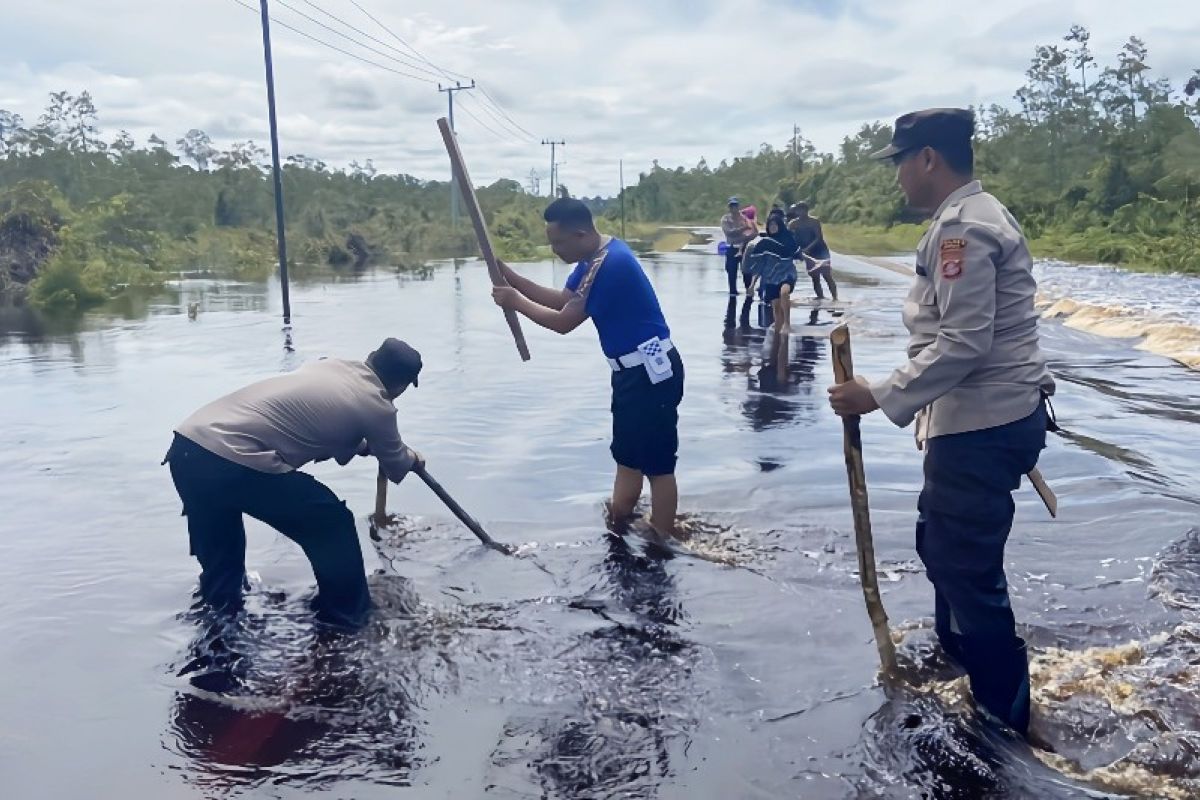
[612,29,1200,273]
[1,26,1197,311]
[0,94,551,308]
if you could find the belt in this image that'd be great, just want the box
[607,338,674,371]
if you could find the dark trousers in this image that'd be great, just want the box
[724,248,741,295]
[166,434,371,628]
[915,405,1047,734]
[808,263,837,300]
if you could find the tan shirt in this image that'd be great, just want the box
[721,212,754,247]
[176,358,415,481]
[870,181,1055,440]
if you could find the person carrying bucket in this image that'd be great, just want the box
[720,197,757,296]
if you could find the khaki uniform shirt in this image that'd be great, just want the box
[721,212,754,247]
[176,358,415,481]
[869,181,1055,440]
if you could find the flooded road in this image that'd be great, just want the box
[1,239,1198,798]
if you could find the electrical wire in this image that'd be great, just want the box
[345,0,538,142]
[272,0,445,80]
[295,0,446,80]
[228,0,438,84]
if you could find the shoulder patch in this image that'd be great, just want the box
[939,238,967,280]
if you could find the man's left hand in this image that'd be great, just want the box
[827,376,880,416]
[492,286,520,309]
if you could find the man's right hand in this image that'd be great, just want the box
[406,447,425,473]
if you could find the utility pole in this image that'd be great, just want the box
[619,159,626,240]
[439,80,476,226]
[257,0,291,326]
[541,138,564,198]
[793,123,800,175]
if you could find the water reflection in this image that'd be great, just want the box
[508,532,693,800]
[722,300,827,432]
[166,580,428,791]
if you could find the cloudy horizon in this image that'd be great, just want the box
[1,0,1197,197]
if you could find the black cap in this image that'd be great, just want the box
[367,337,422,391]
[870,108,975,160]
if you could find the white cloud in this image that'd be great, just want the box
[0,0,1196,195]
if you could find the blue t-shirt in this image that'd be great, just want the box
[564,238,670,359]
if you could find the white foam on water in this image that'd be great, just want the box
[1034,260,1200,371]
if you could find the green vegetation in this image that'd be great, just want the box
[1,27,1196,313]
[0,92,549,309]
[608,29,1200,273]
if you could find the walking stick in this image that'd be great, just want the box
[829,324,898,678]
[374,464,513,555]
[437,117,531,362]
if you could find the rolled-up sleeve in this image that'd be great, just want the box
[366,407,415,483]
[870,222,999,428]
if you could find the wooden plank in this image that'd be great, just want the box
[437,117,531,362]
[830,323,899,679]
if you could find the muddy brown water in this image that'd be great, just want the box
[1,237,1198,798]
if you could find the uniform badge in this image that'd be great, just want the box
[939,238,967,280]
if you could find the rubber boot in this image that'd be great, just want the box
[963,637,1031,737]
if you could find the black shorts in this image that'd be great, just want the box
[610,348,685,476]
[762,281,794,303]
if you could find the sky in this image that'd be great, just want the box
[1,0,1197,196]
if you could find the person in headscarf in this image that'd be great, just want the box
[742,214,799,332]
[738,205,761,294]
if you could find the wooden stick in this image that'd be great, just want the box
[829,323,898,678]
[372,462,513,555]
[374,467,388,525]
[437,117,531,362]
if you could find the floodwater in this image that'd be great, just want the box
[1,233,1199,799]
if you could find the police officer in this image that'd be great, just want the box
[721,197,756,296]
[492,198,685,539]
[165,338,425,628]
[826,108,1056,736]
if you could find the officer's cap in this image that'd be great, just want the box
[367,337,422,390]
[870,108,975,161]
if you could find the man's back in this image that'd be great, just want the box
[177,359,398,474]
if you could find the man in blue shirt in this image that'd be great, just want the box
[492,198,685,538]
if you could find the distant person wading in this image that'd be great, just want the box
[720,197,757,296]
[788,202,838,301]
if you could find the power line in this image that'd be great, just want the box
[347,0,471,82]
[476,85,537,140]
[456,99,512,142]
[459,92,535,143]
[272,0,445,80]
[295,0,445,80]
[346,0,537,142]
[230,0,522,146]
[228,0,437,84]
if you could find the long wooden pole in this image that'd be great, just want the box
[829,323,898,677]
[437,117,531,361]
